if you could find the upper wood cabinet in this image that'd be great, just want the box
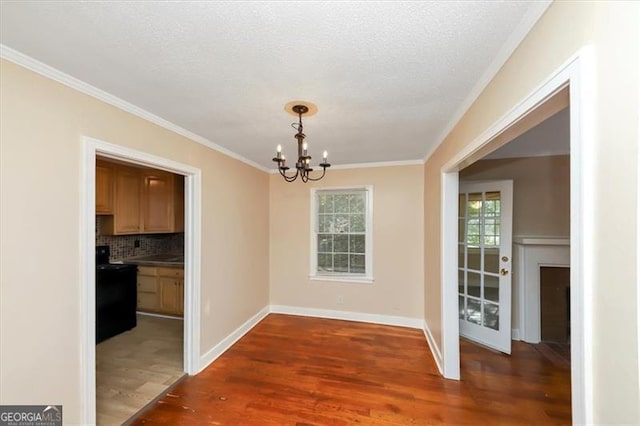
[142,171,174,233]
[98,160,183,235]
[102,165,143,234]
[95,161,114,215]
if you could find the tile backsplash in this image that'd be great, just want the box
[96,217,184,261]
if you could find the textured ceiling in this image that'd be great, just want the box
[0,1,549,169]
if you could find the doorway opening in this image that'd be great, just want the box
[94,156,186,424]
[440,48,595,424]
[456,104,572,423]
[81,137,201,424]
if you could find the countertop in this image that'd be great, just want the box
[120,253,184,267]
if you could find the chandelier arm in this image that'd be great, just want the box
[279,167,299,182]
[304,167,327,182]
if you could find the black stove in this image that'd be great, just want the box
[96,245,137,343]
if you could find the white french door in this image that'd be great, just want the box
[458,180,513,354]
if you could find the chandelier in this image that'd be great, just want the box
[272,101,331,182]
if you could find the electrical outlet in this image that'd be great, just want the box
[337,295,344,305]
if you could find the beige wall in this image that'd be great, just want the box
[424,2,639,423]
[460,155,570,237]
[0,60,270,422]
[270,165,424,319]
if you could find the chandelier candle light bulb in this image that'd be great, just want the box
[273,101,331,183]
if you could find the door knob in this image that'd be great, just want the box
[500,268,509,276]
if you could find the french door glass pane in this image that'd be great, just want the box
[459,295,465,320]
[484,247,499,273]
[468,248,481,270]
[467,193,482,217]
[485,274,499,303]
[483,302,499,330]
[458,269,465,294]
[468,271,481,298]
[466,298,481,325]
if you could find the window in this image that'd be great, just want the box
[310,187,373,283]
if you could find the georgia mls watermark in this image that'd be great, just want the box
[0,405,62,426]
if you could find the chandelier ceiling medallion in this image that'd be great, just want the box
[272,100,331,183]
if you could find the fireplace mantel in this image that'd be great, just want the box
[513,236,570,246]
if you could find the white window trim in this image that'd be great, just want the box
[309,185,374,283]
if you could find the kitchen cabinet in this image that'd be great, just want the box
[114,166,143,234]
[136,265,183,317]
[142,171,174,233]
[95,161,114,215]
[136,266,159,311]
[98,160,183,235]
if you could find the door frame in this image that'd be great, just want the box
[440,46,595,424]
[80,136,202,424]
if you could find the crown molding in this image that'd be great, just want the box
[0,44,270,173]
[268,159,424,174]
[423,1,552,164]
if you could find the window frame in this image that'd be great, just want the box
[309,185,374,283]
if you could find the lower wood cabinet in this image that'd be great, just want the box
[137,266,183,317]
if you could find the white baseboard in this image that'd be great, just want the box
[423,321,444,376]
[269,305,423,329]
[512,328,521,341]
[198,305,270,373]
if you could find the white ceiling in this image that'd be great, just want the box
[0,1,550,170]
[485,107,570,160]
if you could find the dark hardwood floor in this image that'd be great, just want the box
[130,314,571,425]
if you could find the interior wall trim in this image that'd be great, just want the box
[512,329,521,341]
[270,305,423,329]
[423,321,444,375]
[0,44,269,173]
[198,306,271,373]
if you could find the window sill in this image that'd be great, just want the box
[309,275,374,284]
